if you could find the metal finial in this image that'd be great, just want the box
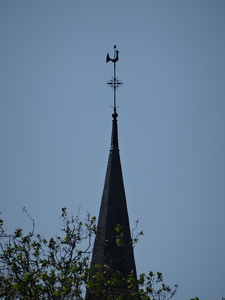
[106,45,123,116]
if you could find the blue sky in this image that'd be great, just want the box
[1,1,225,299]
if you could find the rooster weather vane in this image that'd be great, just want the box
[106,45,123,115]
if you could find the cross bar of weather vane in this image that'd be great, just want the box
[107,78,123,90]
[106,45,123,114]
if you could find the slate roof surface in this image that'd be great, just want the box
[90,114,137,277]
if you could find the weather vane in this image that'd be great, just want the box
[106,45,123,115]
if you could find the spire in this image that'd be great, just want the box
[90,113,137,277]
[86,47,137,299]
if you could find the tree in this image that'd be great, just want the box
[0,208,180,299]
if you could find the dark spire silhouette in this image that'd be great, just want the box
[86,46,137,299]
[90,112,136,276]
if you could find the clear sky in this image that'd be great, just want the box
[1,1,225,299]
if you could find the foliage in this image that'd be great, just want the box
[87,267,178,300]
[0,208,184,299]
[0,207,95,299]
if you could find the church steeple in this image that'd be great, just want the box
[86,46,137,298]
[90,112,136,276]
